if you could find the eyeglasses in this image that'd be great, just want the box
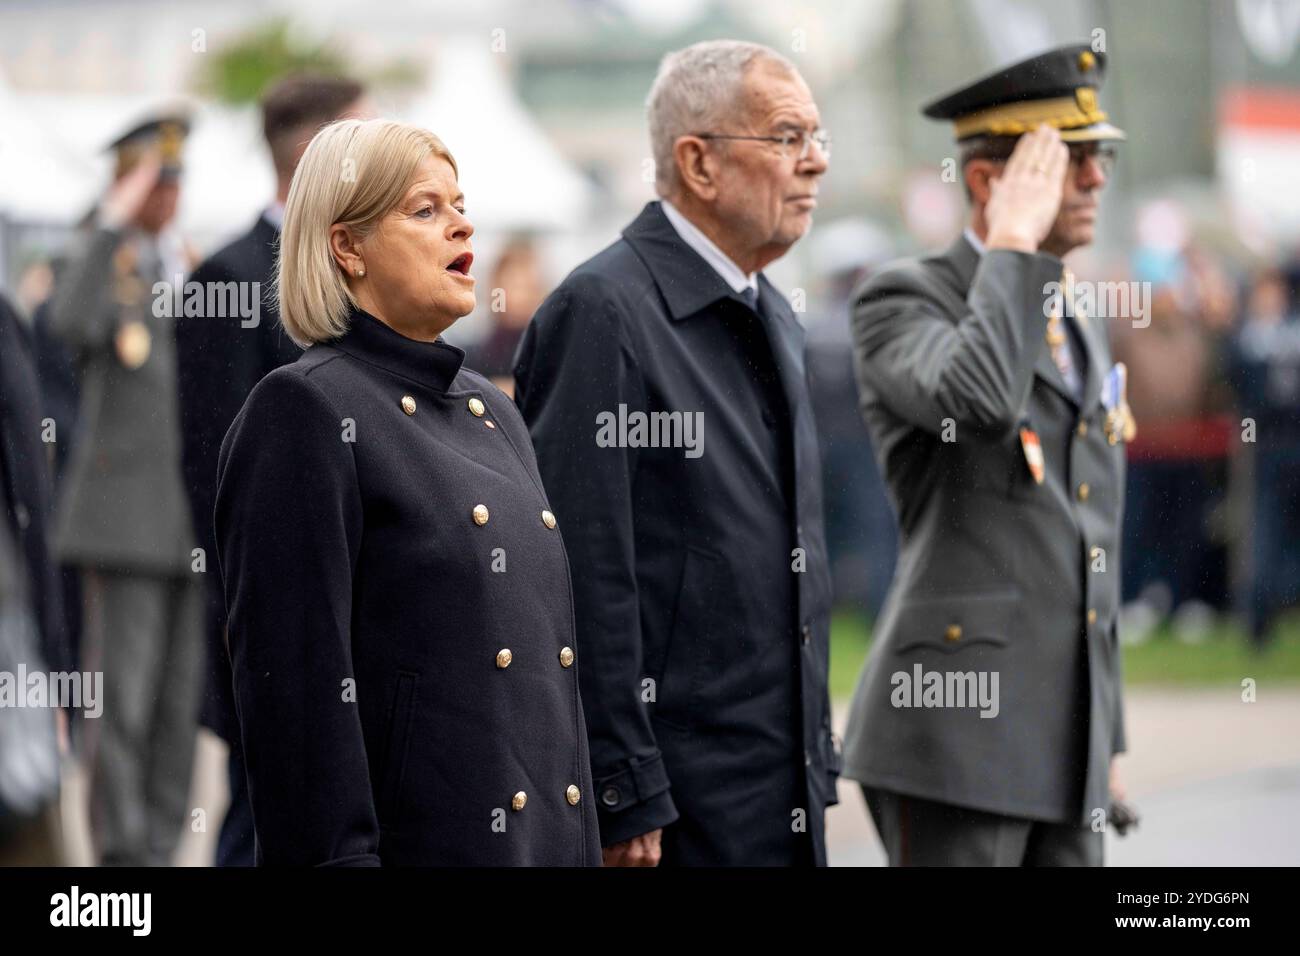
[1067,143,1117,176]
[694,128,832,162]
[971,142,1117,177]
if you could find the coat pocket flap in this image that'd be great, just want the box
[893,590,1019,654]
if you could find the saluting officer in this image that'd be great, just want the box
[842,44,1132,866]
[47,111,204,865]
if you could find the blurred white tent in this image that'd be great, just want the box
[174,105,275,249]
[1,36,594,273]
[402,37,594,231]
[0,71,100,224]
[20,92,273,252]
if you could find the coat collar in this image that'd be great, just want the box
[623,201,763,321]
[945,232,982,293]
[328,307,465,393]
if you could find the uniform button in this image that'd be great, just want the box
[804,750,812,767]
[1090,546,1103,560]
[559,646,575,668]
[565,785,581,806]
[496,648,512,669]
[1087,608,1098,625]
[1077,482,1090,501]
[601,786,620,807]
[511,791,527,811]
[14,503,30,530]
[800,624,811,646]
[945,624,963,642]
[484,420,496,429]
[472,504,489,526]
[468,397,485,417]
[400,395,417,416]
[1076,420,1088,437]
[541,509,557,529]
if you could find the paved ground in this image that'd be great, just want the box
[58,687,1300,866]
[825,688,1300,866]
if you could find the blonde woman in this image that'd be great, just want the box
[215,119,600,865]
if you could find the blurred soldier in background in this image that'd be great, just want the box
[47,113,202,865]
[176,72,368,867]
[843,45,1130,866]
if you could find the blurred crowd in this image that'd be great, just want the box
[805,218,1300,647]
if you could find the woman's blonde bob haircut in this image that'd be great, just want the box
[276,118,458,346]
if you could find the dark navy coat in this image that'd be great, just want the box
[177,214,299,742]
[514,201,839,866]
[215,307,601,866]
[0,293,68,675]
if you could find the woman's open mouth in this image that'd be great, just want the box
[447,252,474,278]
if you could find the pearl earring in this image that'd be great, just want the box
[356,266,366,277]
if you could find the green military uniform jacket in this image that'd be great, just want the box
[48,225,194,576]
[842,233,1126,825]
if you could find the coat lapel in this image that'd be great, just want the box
[754,279,806,415]
[1069,295,1105,413]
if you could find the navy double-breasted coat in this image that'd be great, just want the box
[216,307,601,865]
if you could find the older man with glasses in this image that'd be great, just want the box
[514,39,839,866]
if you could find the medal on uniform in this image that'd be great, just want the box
[1019,424,1045,484]
[114,320,152,370]
[1102,362,1135,445]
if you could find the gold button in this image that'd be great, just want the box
[472,504,489,526]
[1090,546,1103,560]
[565,785,581,806]
[496,648,512,669]
[945,624,962,642]
[512,791,527,811]
[401,395,416,416]
[559,646,575,668]
[1076,420,1088,437]
[1077,483,1090,501]
[1087,608,1098,625]
[468,397,485,417]
[541,510,557,529]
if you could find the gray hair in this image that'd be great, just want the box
[646,40,797,197]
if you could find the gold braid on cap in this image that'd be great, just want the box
[953,89,1107,139]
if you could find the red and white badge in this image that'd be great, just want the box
[1019,426,1045,485]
